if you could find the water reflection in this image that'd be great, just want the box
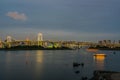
[6,51,12,64]
[5,51,14,77]
[1,50,120,80]
[36,50,43,63]
[34,50,44,79]
[25,51,31,64]
[93,54,106,70]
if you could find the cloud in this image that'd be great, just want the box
[6,11,27,21]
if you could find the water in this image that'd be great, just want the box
[0,49,120,80]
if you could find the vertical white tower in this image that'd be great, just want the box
[6,36,12,48]
[6,36,12,42]
[37,33,43,41]
[37,33,43,46]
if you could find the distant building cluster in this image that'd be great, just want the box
[98,40,120,44]
[97,40,120,48]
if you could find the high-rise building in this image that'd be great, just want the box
[103,40,107,44]
[119,40,120,44]
[98,41,102,44]
[107,40,111,44]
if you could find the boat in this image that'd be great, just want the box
[93,53,107,57]
[86,48,98,52]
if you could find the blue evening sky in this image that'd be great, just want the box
[0,0,120,41]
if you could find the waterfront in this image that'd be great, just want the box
[0,49,120,80]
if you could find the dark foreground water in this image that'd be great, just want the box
[0,49,120,80]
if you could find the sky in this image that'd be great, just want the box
[0,0,120,42]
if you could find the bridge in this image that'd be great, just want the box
[0,40,93,49]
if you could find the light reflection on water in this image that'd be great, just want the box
[6,51,12,64]
[0,50,120,80]
[93,55,106,70]
[34,51,43,80]
[36,50,43,63]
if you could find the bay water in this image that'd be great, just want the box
[0,49,120,80]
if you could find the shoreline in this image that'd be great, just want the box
[0,46,74,51]
[90,70,120,80]
[88,46,120,51]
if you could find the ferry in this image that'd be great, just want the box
[93,53,107,57]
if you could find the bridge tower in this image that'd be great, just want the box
[6,36,12,48]
[6,36,12,42]
[37,33,43,46]
[37,33,43,41]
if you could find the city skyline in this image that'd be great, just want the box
[0,0,120,41]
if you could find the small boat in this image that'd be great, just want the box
[86,48,98,52]
[93,54,107,57]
